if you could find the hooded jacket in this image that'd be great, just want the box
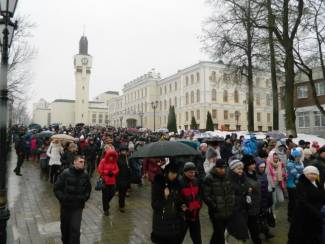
[98,149,119,185]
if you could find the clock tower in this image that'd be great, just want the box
[74,35,92,124]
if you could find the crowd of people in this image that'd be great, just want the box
[11,124,325,244]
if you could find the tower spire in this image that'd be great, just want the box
[79,34,88,55]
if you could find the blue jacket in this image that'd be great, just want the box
[286,159,304,189]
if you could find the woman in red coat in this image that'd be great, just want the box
[98,148,119,216]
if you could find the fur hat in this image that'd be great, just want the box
[303,166,319,176]
[229,159,244,170]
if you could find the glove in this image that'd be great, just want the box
[108,171,114,177]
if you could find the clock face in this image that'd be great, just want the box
[81,57,88,65]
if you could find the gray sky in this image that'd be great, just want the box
[17,0,210,107]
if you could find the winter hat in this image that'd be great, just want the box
[215,158,227,168]
[183,162,196,172]
[303,166,319,176]
[298,140,305,147]
[319,146,325,154]
[303,148,313,156]
[164,163,179,173]
[241,155,255,168]
[291,148,302,158]
[255,157,266,168]
[206,147,218,159]
[229,159,244,170]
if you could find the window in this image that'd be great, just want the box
[223,90,228,102]
[196,72,200,82]
[256,94,260,105]
[82,86,85,90]
[258,126,263,132]
[212,109,217,119]
[315,82,325,96]
[224,110,228,120]
[191,111,194,118]
[257,112,261,122]
[186,112,189,121]
[191,91,194,104]
[169,98,172,107]
[268,126,272,131]
[267,113,271,122]
[82,99,84,104]
[297,86,308,99]
[99,114,103,124]
[197,89,200,103]
[212,89,217,101]
[169,84,172,92]
[256,77,261,87]
[164,100,167,110]
[314,111,325,127]
[234,90,239,103]
[145,88,147,96]
[159,101,162,111]
[92,113,96,124]
[175,82,177,91]
[174,97,177,107]
[297,112,311,128]
[186,76,189,86]
[211,71,216,82]
[164,86,167,94]
[196,110,200,120]
[266,94,271,106]
[191,74,194,84]
[186,93,189,105]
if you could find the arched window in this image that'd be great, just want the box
[234,90,239,103]
[186,93,189,105]
[212,89,217,101]
[191,91,194,104]
[196,72,200,82]
[164,100,167,110]
[223,90,228,102]
[197,89,200,102]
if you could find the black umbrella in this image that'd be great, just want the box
[35,130,55,139]
[130,141,200,159]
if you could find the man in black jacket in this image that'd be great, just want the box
[203,159,236,244]
[83,138,98,177]
[54,155,91,244]
[117,145,131,212]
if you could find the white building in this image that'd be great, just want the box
[108,61,274,131]
[32,36,119,127]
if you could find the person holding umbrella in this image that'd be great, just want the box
[151,163,184,244]
[47,139,64,184]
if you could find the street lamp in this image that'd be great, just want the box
[0,1,18,242]
[151,100,158,132]
[138,111,144,128]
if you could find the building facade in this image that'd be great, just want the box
[32,36,117,127]
[279,67,325,137]
[108,62,274,131]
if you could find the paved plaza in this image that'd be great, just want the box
[6,150,289,244]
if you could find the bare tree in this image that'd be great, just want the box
[203,0,264,132]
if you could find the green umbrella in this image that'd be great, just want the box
[130,141,200,159]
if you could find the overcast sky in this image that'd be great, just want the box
[17,0,211,108]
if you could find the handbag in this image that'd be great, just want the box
[95,177,105,191]
[266,208,276,228]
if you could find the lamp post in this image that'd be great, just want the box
[138,111,144,128]
[151,100,158,132]
[0,1,18,242]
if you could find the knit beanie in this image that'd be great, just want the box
[183,162,196,172]
[319,146,325,154]
[229,159,244,170]
[303,166,319,176]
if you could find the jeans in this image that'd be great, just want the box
[60,207,82,244]
[102,185,115,211]
[179,218,202,244]
[50,165,61,184]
